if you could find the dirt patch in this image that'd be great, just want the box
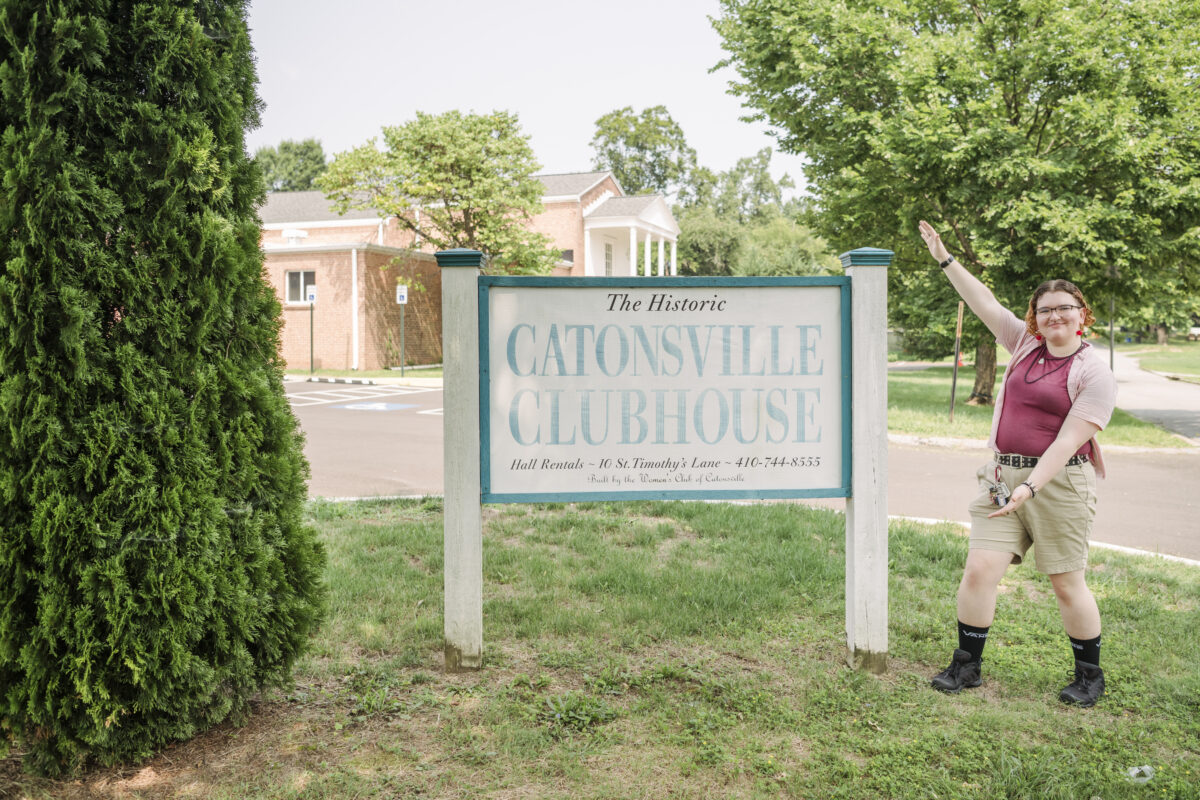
[655,528,698,565]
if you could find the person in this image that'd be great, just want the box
[918,220,1118,707]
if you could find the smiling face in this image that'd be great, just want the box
[1031,290,1086,348]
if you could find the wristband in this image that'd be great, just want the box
[1020,481,1036,498]
[939,256,956,269]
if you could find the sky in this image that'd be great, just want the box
[243,0,807,194]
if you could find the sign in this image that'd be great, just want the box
[437,248,892,676]
[306,286,317,303]
[480,277,850,502]
[396,284,409,305]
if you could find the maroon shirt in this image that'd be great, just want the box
[994,343,1093,458]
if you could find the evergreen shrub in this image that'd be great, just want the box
[0,0,326,775]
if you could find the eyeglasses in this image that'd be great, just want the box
[1035,304,1082,317]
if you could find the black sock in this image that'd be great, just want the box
[958,620,990,662]
[1069,634,1101,666]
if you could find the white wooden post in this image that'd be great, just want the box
[842,247,893,673]
[643,233,651,277]
[657,237,665,276]
[436,249,484,671]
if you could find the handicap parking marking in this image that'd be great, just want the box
[332,402,420,412]
[287,385,439,408]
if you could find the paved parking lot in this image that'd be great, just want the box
[285,381,444,498]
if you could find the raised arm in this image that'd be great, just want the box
[918,220,1014,338]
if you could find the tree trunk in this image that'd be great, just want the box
[967,338,997,406]
[1156,323,1169,345]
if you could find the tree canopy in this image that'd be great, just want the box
[0,0,325,774]
[716,0,1200,400]
[255,137,326,192]
[318,110,558,274]
[590,105,698,197]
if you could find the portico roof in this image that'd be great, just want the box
[584,194,679,239]
[586,195,658,217]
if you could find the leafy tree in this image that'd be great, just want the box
[0,0,325,775]
[734,213,841,276]
[319,110,557,274]
[711,148,795,224]
[590,105,698,196]
[716,0,1200,403]
[254,137,326,192]
[676,207,743,276]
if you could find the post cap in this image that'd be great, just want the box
[435,249,487,268]
[839,247,894,268]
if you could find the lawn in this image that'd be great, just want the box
[6,498,1198,799]
[888,365,1188,447]
[1126,339,1200,382]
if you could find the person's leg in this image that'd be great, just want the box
[1049,568,1105,706]
[932,548,1014,693]
[1048,569,1101,640]
[957,548,1016,628]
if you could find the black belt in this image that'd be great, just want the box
[995,452,1089,468]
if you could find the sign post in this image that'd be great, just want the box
[842,247,892,673]
[396,284,409,376]
[435,251,484,671]
[306,285,317,374]
[950,300,964,422]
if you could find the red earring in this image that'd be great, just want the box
[1035,334,1043,341]
[1076,330,1083,336]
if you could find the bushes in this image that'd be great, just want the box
[0,0,325,774]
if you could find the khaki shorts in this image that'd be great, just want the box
[968,458,1097,574]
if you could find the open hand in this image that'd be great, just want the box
[919,220,951,264]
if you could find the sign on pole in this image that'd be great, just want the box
[438,248,892,674]
[396,284,408,305]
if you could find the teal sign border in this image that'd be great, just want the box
[478,276,853,503]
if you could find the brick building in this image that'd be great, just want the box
[259,171,679,371]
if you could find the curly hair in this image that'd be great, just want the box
[1024,279,1097,337]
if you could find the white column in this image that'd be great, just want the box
[437,249,485,671]
[629,227,637,276]
[671,240,678,276]
[643,233,651,277]
[845,257,889,674]
[351,248,359,370]
[657,237,665,276]
[583,229,592,276]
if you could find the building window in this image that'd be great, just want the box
[604,243,614,276]
[287,270,316,303]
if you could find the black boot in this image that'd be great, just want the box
[931,649,982,693]
[1059,661,1105,707]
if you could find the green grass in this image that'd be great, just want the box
[1133,341,1200,380]
[7,498,1198,799]
[888,365,1190,447]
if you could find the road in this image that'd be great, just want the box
[287,379,1200,562]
